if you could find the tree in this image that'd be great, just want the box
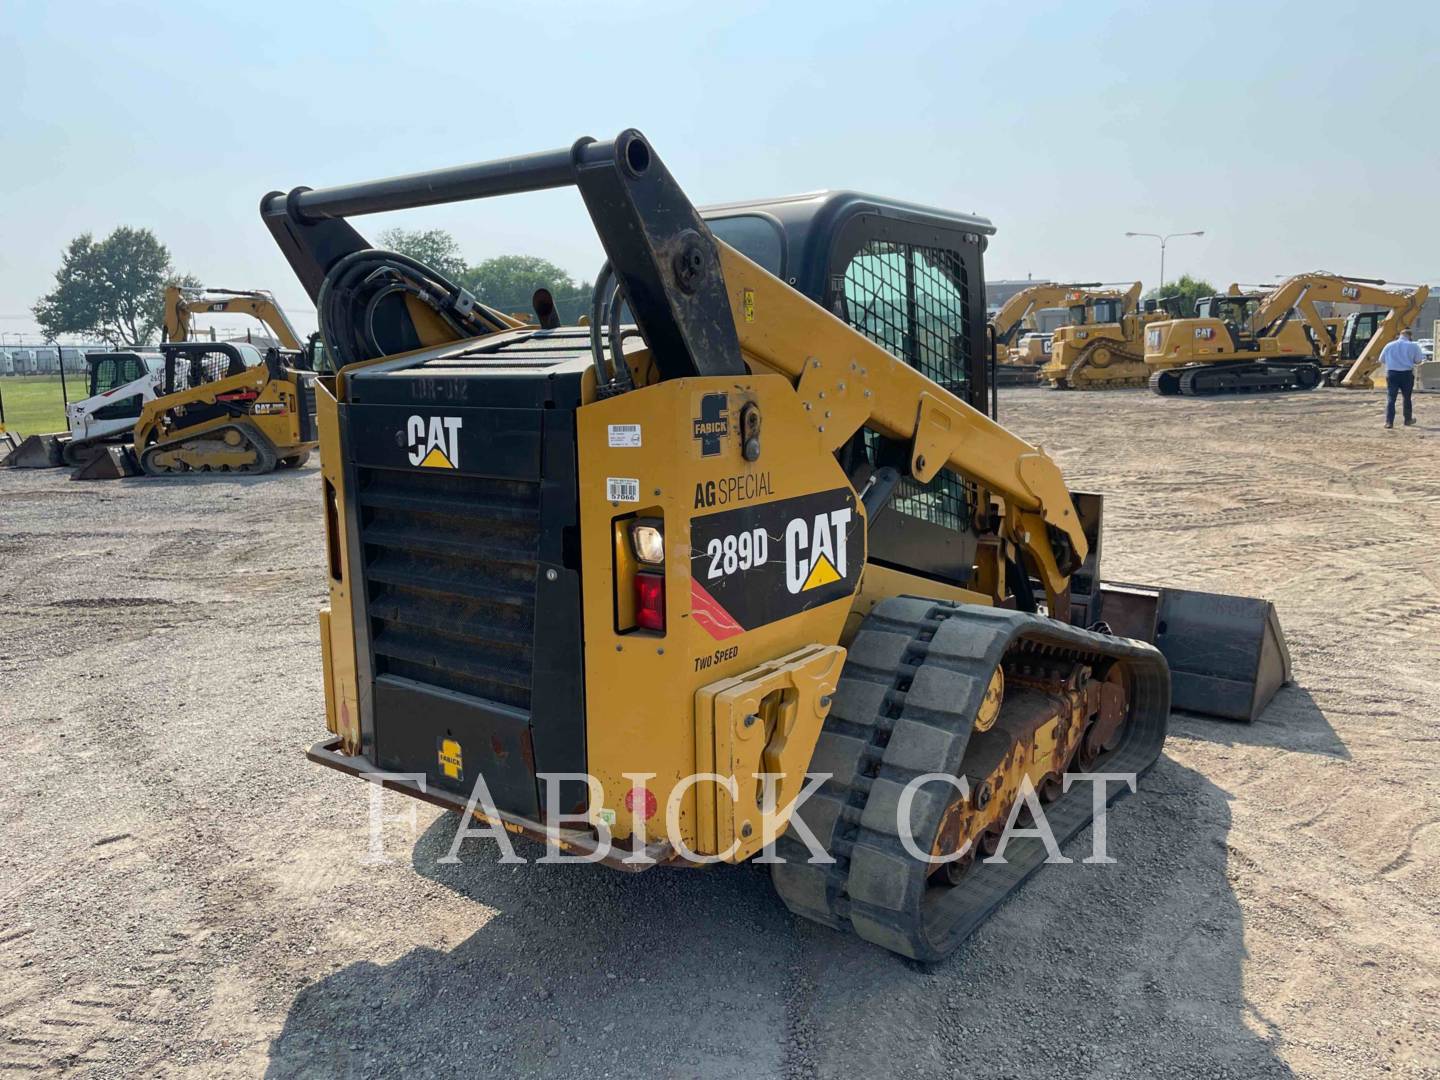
[33,227,180,345]
[376,227,469,281]
[460,255,590,316]
[1144,274,1216,319]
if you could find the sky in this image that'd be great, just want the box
[2,0,1436,343]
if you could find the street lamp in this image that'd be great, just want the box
[1125,230,1205,290]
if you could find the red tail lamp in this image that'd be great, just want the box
[635,572,666,631]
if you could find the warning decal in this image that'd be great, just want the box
[689,487,863,638]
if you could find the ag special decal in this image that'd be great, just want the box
[689,488,863,640]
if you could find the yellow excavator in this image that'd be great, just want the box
[263,130,1292,961]
[989,282,1102,385]
[1147,273,1430,396]
[1038,283,1174,390]
[164,285,303,350]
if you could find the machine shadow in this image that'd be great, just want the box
[1171,684,1348,760]
[266,754,1294,1078]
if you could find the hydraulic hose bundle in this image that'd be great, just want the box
[588,261,639,396]
[316,250,508,369]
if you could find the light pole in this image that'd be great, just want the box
[1125,230,1205,290]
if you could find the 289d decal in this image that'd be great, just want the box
[689,488,863,640]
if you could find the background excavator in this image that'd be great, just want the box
[1038,283,1177,390]
[988,282,1103,385]
[1146,273,1430,396]
[164,285,301,350]
[263,129,1291,961]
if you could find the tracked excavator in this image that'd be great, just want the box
[264,130,1292,961]
[1038,283,1172,389]
[1147,273,1430,396]
[988,282,1103,386]
[164,285,303,350]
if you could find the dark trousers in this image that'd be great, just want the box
[1386,369,1415,425]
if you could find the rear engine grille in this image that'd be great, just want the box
[358,467,540,709]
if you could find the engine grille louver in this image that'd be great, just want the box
[357,467,540,711]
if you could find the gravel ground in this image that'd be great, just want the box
[0,386,1436,1078]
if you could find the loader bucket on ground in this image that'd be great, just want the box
[70,446,139,480]
[2,433,67,468]
[1096,583,1292,723]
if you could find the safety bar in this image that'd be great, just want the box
[262,129,747,382]
[261,137,626,223]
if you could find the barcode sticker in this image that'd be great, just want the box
[607,477,640,503]
[608,423,642,448]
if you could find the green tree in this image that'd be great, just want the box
[460,255,590,314]
[376,227,469,281]
[33,227,180,345]
[1144,274,1216,318]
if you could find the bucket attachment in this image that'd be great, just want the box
[1095,583,1291,723]
[70,445,140,481]
[2,432,67,468]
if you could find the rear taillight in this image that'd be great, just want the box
[635,572,665,631]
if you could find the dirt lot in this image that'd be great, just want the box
[0,386,1436,1078]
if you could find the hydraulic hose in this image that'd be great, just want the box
[316,249,508,368]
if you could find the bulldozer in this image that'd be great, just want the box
[1037,283,1185,390]
[1147,274,1430,396]
[263,130,1292,961]
[988,282,1103,386]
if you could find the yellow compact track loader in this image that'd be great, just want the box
[1146,274,1430,396]
[264,130,1292,961]
[122,341,321,475]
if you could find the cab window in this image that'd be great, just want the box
[88,354,146,396]
[706,214,784,276]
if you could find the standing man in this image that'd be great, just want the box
[1379,327,1423,429]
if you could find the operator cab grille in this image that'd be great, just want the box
[842,238,974,533]
[358,467,541,710]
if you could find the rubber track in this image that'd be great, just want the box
[771,597,1170,961]
[141,422,279,476]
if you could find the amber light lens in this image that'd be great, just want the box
[635,572,665,631]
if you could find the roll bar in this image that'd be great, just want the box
[261,130,747,381]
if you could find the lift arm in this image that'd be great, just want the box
[716,242,1087,609]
